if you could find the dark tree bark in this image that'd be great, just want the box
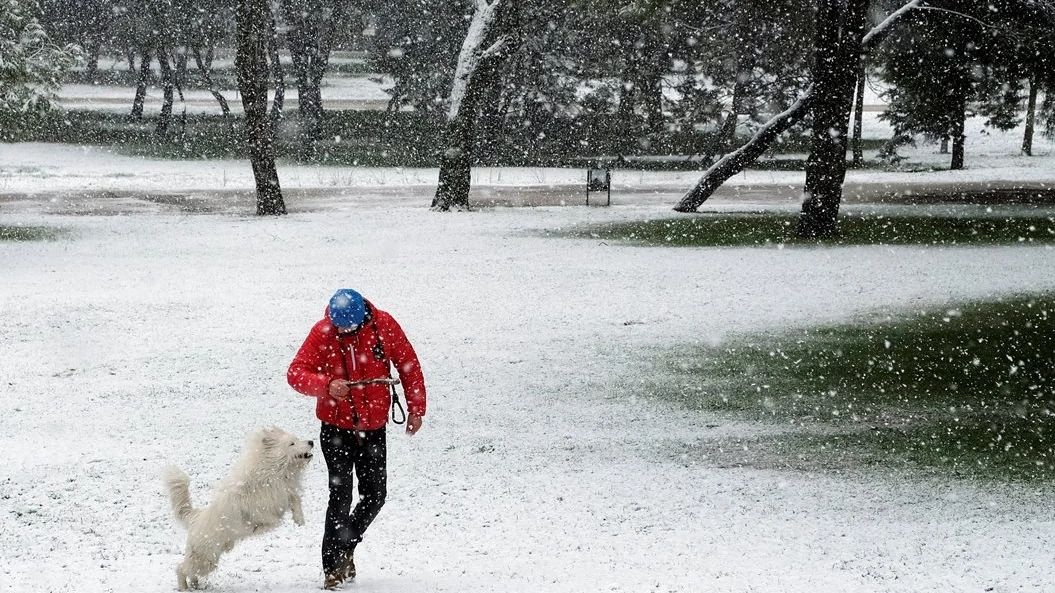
[717,9,756,155]
[155,46,175,138]
[640,34,665,140]
[236,0,286,216]
[1023,72,1038,156]
[85,40,101,78]
[433,109,479,211]
[797,0,868,239]
[950,96,966,170]
[131,50,151,120]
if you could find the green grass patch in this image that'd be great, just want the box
[660,296,1055,480]
[572,212,1055,247]
[0,225,65,241]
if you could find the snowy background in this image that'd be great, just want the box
[2,100,1055,592]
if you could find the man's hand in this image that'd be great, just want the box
[406,414,423,435]
[328,379,351,400]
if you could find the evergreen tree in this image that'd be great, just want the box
[0,0,81,140]
[875,0,1049,169]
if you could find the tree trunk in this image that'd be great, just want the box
[950,97,966,170]
[1022,72,1038,156]
[434,117,476,211]
[432,0,508,211]
[851,64,866,167]
[236,0,286,216]
[193,48,232,118]
[156,46,175,138]
[85,41,101,78]
[473,58,509,163]
[641,41,665,140]
[615,81,637,153]
[281,0,344,160]
[298,80,324,158]
[718,55,753,155]
[674,92,814,212]
[131,50,151,120]
[797,0,868,239]
[718,9,755,156]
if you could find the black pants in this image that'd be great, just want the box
[320,423,387,574]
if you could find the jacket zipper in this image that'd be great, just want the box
[338,336,360,430]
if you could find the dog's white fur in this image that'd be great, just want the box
[162,426,314,590]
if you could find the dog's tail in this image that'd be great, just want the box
[161,465,199,528]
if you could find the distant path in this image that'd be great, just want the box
[3,180,1054,215]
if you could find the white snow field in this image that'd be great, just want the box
[2,112,1055,593]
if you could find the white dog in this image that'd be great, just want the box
[162,426,314,590]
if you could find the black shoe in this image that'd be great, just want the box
[337,547,356,581]
[322,572,343,590]
[323,548,356,590]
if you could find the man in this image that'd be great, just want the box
[287,288,426,589]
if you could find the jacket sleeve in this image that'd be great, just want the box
[287,321,333,399]
[377,311,427,417]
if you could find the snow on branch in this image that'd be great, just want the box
[480,37,508,61]
[862,0,921,50]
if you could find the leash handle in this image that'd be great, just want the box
[343,377,400,387]
[390,384,406,425]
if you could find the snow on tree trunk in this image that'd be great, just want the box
[236,0,286,216]
[432,0,507,212]
[851,66,866,167]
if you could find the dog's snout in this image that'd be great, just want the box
[307,440,314,448]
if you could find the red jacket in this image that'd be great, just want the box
[287,301,426,431]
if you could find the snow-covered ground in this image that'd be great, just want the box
[3,102,1055,593]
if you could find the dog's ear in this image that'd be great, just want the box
[258,427,281,449]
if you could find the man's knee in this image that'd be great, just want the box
[359,482,386,514]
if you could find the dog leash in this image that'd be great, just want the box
[369,321,407,426]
